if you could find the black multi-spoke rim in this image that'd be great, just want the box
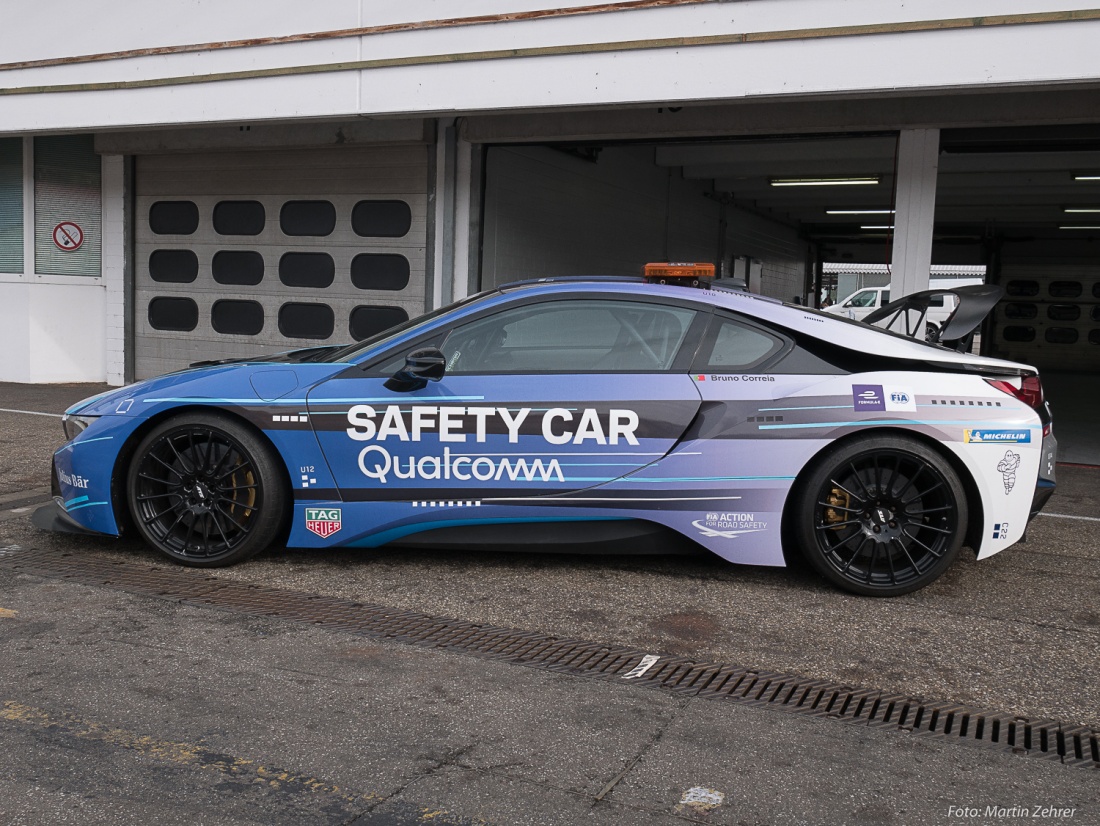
[812,449,958,589]
[132,427,262,559]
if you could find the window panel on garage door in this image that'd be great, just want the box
[134,145,428,379]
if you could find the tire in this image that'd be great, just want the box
[792,434,967,597]
[126,412,288,567]
[925,323,939,343]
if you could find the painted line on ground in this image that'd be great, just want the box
[0,408,63,418]
[1037,512,1100,523]
[0,700,375,808]
[0,488,51,506]
[0,698,494,825]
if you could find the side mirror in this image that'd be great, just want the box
[384,347,447,392]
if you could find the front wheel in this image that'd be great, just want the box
[793,435,967,596]
[126,412,288,567]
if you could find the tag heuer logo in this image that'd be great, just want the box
[305,507,342,538]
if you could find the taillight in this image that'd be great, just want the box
[985,375,1044,410]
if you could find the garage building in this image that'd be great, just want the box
[2,1,1100,386]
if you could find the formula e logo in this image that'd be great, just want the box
[852,385,885,411]
[305,507,342,538]
[964,429,1031,444]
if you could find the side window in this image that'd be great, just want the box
[880,290,890,304]
[848,290,877,308]
[928,294,946,308]
[440,299,697,374]
[699,316,784,370]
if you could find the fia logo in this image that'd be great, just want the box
[889,391,911,405]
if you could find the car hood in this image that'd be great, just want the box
[67,360,351,418]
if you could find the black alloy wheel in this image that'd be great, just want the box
[127,412,287,567]
[794,435,967,596]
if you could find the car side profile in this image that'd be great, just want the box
[37,274,1056,596]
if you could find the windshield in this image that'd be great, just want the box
[326,290,494,362]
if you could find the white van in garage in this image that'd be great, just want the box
[826,278,984,337]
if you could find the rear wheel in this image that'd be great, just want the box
[126,412,287,567]
[793,435,967,596]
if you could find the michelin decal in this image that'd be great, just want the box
[964,429,1031,444]
[345,405,640,484]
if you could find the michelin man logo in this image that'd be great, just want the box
[997,450,1021,494]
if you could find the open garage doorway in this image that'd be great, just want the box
[480,133,918,305]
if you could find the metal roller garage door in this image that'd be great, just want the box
[990,264,1100,372]
[134,145,429,379]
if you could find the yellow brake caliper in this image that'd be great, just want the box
[824,487,851,528]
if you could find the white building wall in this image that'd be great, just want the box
[2,2,1100,133]
[0,139,110,384]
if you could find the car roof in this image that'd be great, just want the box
[495,277,1030,373]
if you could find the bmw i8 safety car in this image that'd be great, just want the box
[36,267,1057,596]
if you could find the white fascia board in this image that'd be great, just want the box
[0,73,364,134]
[3,2,1100,132]
[352,23,1100,114]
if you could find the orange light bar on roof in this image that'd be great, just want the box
[643,262,715,280]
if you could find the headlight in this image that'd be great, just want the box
[62,414,98,441]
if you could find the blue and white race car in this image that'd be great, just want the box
[37,271,1056,596]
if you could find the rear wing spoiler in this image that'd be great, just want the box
[862,284,1004,350]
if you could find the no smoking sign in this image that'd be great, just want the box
[52,221,84,251]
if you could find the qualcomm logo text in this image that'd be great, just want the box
[357,445,564,485]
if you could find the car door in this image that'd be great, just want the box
[306,295,706,507]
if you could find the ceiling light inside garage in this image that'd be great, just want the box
[1059,225,1100,229]
[769,177,880,187]
[1063,207,1100,212]
[825,209,895,215]
[861,225,895,230]
[1073,175,1100,181]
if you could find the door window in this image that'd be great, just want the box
[440,299,697,374]
[847,290,878,308]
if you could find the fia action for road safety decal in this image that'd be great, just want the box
[692,512,768,539]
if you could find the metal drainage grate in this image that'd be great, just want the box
[4,546,1097,771]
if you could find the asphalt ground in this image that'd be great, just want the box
[0,381,1097,824]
